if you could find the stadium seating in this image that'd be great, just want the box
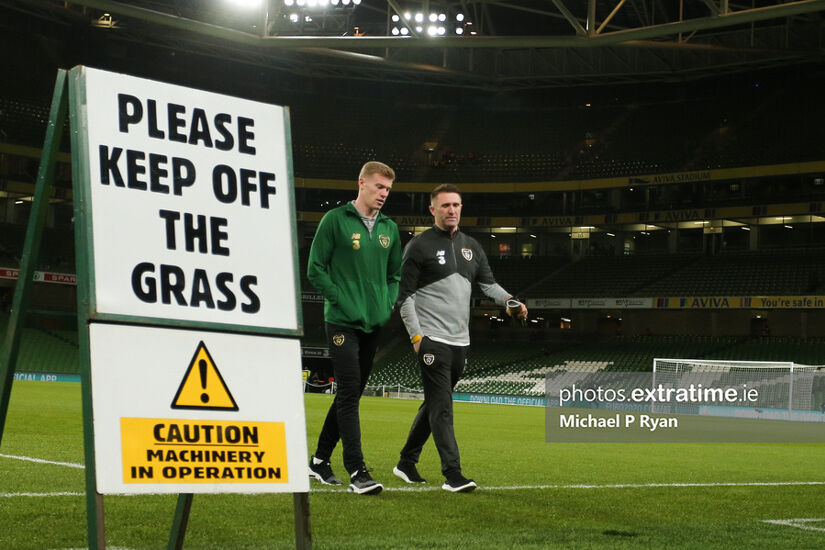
[367,334,825,397]
[5,78,825,187]
[521,254,699,298]
[515,250,825,298]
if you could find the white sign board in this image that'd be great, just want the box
[89,323,309,494]
[78,67,298,332]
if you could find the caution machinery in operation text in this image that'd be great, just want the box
[121,418,287,484]
[88,323,308,495]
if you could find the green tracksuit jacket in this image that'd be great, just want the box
[307,202,402,333]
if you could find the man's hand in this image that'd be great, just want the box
[413,340,421,354]
[506,298,528,320]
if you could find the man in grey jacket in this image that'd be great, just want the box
[393,183,527,492]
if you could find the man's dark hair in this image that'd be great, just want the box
[430,183,462,202]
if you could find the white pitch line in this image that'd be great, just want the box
[1,492,83,498]
[310,480,825,493]
[3,453,824,495]
[762,519,825,532]
[3,480,824,498]
[0,453,84,469]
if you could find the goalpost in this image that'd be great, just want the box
[652,358,822,415]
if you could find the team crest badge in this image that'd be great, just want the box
[461,248,473,261]
[332,334,345,346]
[352,240,360,250]
[423,353,435,366]
[379,234,391,248]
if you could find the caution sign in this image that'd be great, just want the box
[121,418,288,484]
[171,342,238,411]
[89,323,308,494]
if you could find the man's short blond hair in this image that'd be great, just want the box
[359,161,395,182]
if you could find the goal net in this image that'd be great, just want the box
[652,358,822,415]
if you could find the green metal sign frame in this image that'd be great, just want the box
[0,69,70,442]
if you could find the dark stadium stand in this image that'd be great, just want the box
[367,334,825,396]
[0,314,78,374]
[481,256,571,298]
[521,254,699,298]
[640,250,825,296]
[513,250,825,299]
[3,42,825,403]
[702,336,825,365]
[4,73,825,188]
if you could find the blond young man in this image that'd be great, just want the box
[307,161,402,495]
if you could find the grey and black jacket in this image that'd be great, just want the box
[397,225,511,346]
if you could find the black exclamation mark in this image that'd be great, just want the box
[199,359,209,403]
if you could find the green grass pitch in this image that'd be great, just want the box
[1,381,824,549]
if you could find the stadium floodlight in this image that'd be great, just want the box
[415,25,423,32]
[331,0,339,4]
[404,11,411,20]
[415,12,424,23]
[427,25,437,36]
[289,12,299,22]
[429,13,437,22]
[284,0,294,6]
[391,27,400,35]
[297,0,306,6]
[456,13,464,22]
[342,0,350,5]
[455,27,463,34]
[437,26,445,35]
[438,13,446,22]
[353,0,361,4]
[391,14,400,22]
[400,27,409,35]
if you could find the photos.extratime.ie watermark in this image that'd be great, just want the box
[559,383,760,408]
[545,371,825,443]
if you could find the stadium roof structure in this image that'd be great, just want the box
[3,0,825,93]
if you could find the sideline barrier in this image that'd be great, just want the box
[13,372,80,382]
[453,392,545,407]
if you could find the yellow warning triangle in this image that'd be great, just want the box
[171,341,238,411]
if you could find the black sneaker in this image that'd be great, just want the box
[347,466,383,495]
[308,455,342,486]
[393,462,427,484]
[442,474,477,493]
